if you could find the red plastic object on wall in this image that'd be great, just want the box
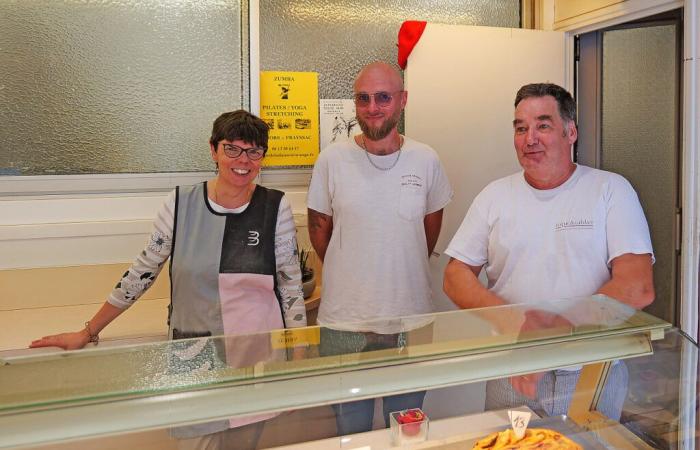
[397,20,427,69]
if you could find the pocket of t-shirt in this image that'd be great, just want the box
[398,186,426,221]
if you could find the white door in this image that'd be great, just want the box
[404,24,567,311]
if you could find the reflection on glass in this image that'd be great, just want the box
[0,295,668,414]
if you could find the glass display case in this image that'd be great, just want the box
[0,295,696,449]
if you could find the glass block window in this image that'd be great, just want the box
[0,0,247,176]
[259,0,520,99]
[1,0,519,177]
[602,24,679,322]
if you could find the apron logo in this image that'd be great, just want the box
[247,231,260,246]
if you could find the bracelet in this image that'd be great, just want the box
[84,321,99,345]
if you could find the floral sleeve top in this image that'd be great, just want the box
[107,189,307,328]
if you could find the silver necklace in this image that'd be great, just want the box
[361,135,404,171]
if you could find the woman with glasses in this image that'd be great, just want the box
[31,110,307,450]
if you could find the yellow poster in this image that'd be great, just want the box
[260,71,319,167]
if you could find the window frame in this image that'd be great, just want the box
[0,0,311,197]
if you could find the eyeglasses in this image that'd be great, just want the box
[221,143,266,160]
[353,91,403,107]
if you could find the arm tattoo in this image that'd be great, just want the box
[308,210,331,231]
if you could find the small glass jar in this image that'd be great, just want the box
[389,408,429,445]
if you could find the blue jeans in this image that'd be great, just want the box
[331,391,426,436]
[319,327,427,435]
[175,420,264,450]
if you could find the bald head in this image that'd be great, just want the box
[353,61,407,142]
[354,62,404,93]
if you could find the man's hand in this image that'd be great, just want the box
[508,309,573,399]
[510,372,546,399]
[519,309,573,335]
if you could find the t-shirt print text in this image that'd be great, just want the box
[401,174,423,188]
[555,218,594,231]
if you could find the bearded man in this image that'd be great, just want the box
[307,61,453,435]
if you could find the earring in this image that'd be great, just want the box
[214,162,219,174]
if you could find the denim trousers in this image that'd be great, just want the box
[319,327,427,435]
[175,421,265,450]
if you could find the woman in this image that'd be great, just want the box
[30,110,307,450]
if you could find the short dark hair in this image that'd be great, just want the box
[210,110,270,150]
[514,83,577,124]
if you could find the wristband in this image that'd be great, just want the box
[84,321,99,345]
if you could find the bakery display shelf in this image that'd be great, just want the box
[0,296,672,448]
[267,410,648,450]
[411,415,610,450]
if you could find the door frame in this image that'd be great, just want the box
[576,16,683,327]
[549,0,699,341]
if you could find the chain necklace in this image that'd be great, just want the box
[361,134,404,171]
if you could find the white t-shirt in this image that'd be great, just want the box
[445,164,653,305]
[307,137,453,332]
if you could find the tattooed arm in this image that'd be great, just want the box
[307,208,333,263]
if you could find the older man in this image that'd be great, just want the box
[307,61,452,434]
[443,83,654,419]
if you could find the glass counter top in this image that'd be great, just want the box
[0,295,668,415]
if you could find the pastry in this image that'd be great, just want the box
[472,428,582,450]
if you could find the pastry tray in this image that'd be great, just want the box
[408,415,608,450]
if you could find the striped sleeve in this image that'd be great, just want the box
[274,195,308,328]
[108,191,175,309]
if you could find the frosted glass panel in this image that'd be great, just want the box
[602,25,678,322]
[0,0,246,175]
[260,0,520,99]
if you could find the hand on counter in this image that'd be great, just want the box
[29,329,90,350]
[510,372,545,399]
[508,309,572,399]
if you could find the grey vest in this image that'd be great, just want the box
[168,182,283,438]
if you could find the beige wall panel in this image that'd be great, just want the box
[0,297,169,351]
[554,0,625,23]
[24,430,176,450]
[404,24,565,312]
[0,234,152,270]
[0,263,170,311]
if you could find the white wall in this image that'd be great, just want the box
[404,24,567,313]
[0,186,310,270]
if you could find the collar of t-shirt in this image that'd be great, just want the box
[209,199,250,214]
[525,164,582,200]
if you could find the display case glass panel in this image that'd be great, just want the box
[0,295,694,450]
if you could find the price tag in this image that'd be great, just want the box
[508,410,531,439]
[270,327,321,349]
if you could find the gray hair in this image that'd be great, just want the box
[514,83,577,125]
